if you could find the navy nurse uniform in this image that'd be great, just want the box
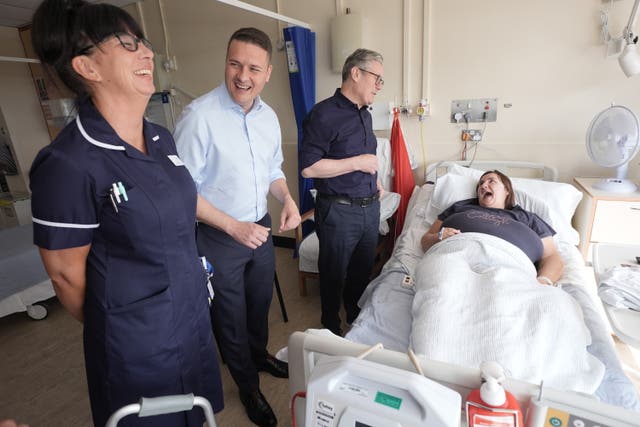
[30,100,223,427]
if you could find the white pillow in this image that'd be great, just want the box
[445,164,582,245]
[427,173,571,243]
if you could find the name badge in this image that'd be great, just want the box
[167,155,185,166]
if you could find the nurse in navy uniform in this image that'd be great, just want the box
[29,1,223,425]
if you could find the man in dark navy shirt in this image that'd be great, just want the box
[300,48,384,335]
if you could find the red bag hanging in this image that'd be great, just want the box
[390,109,415,236]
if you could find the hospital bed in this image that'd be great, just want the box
[0,224,54,320]
[289,161,640,425]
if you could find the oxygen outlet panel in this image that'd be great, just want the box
[451,98,497,123]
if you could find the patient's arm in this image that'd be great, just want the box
[421,221,442,252]
[536,236,564,285]
[38,244,90,322]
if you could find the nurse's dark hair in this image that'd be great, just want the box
[227,27,273,61]
[342,48,383,83]
[31,0,145,98]
[477,170,516,209]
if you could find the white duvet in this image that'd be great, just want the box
[410,232,605,394]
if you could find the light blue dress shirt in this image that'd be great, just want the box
[174,83,285,222]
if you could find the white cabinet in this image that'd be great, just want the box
[573,178,640,259]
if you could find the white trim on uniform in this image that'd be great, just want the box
[33,217,100,229]
[76,116,125,151]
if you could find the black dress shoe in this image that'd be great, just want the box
[257,354,289,378]
[239,389,277,427]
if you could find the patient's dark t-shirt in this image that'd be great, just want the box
[437,198,555,263]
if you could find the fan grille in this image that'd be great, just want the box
[586,105,640,168]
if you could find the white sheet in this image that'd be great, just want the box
[346,183,640,410]
[410,232,605,394]
[598,264,640,310]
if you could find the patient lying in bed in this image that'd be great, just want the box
[420,170,563,286]
[411,170,604,393]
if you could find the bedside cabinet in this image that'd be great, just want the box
[573,177,640,260]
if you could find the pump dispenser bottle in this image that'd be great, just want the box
[466,362,523,427]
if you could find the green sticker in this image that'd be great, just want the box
[374,391,402,410]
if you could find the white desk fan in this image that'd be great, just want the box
[586,105,640,192]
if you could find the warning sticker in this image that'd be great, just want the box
[314,399,335,427]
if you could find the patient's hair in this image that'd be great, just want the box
[477,170,516,209]
[342,48,383,82]
[227,27,273,61]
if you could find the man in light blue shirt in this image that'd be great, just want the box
[174,27,300,427]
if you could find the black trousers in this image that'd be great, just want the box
[315,197,380,334]
[196,214,274,393]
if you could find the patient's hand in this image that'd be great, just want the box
[439,227,461,241]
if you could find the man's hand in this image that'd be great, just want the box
[377,179,385,199]
[354,154,378,175]
[227,220,271,249]
[279,197,301,233]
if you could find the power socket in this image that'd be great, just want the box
[461,129,483,142]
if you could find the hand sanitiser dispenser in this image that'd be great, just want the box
[304,355,461,427]
[466,362,523,427]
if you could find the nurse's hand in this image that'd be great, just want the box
[228,220,271,249]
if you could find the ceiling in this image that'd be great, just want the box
[0,0,136,28]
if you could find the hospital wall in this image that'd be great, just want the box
[0,27,50,194]
[1,0,638,237]
[125,0,640,238]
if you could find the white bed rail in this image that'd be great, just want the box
[425,161,558,183]
[288,331,638,427]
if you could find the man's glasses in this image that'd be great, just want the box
[77,33,154,56]
[358,67,384,86]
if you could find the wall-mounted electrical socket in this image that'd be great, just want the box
[461,129,483,142]
[416,99,429,121]
[451,98,497,123]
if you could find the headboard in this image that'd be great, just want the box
[425,161,558,183]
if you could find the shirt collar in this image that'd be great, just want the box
[75,99,159,160]
[333,88,366,111]
[220,82,264,114]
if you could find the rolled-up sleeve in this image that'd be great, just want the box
[300,109,337,170]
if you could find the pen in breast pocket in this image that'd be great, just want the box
[117,181,128,201]
[109,190,119,213]
[111,183,121,203]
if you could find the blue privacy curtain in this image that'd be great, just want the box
[283,26,315,237]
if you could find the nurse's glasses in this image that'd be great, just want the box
[76,33,154,56]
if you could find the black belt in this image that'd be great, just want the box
[317,192,380,207]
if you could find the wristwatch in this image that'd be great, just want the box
[438,228,444,241]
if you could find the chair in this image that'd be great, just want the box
[294,191,400,296]
[295,137,405,296]
[294,137,406,296]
